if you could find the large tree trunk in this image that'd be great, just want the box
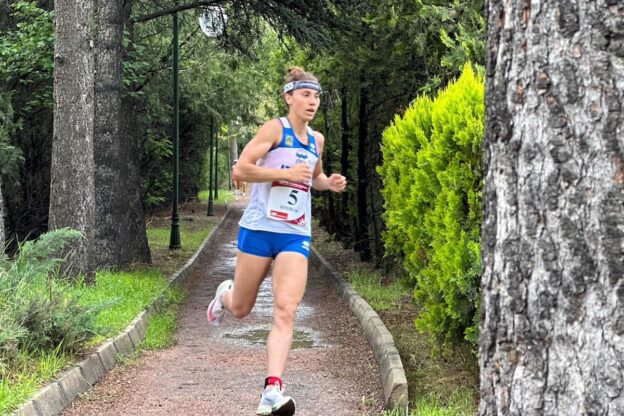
[0,175,5,253]
[480,1,624,415]
[94,0,150,267]
[94,0,124,267]
[118,1,151,265]
[49,0,95,274]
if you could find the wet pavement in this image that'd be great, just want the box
[64,202,384,416]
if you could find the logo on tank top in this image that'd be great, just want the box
[285,135,294,147]
[309,142,316,153]
[296,152,308,160]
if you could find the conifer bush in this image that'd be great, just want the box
[0,229,97,366]
[378,64,484,346]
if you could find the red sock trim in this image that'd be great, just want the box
[265,376,283,389]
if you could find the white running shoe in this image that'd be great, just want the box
[206,279,233,326]
[256,383,296,416]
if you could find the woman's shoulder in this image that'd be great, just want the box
[258,118,283,134]
[311,130,325,147]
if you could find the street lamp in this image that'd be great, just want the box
[199,6,226,216]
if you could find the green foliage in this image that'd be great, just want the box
[0,229,97,368]
[0,1,54,113]
[378,64,484,346]
[0,93,23,183]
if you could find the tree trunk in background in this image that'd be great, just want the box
[0,176,5,252]
[49,0,96,275]
[339,86,352,244]
[355,81,371,260]
[94,0,124,267]
[320,106,336,236]
[480,1,624,414]
[118,0,151,265]
[367,116,384,263]
[230,136,238,164]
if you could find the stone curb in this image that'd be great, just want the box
[310,245,409,411]
[13,206,233,416]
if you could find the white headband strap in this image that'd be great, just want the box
[283,80,322,94]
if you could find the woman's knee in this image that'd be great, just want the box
[273,302,298,325]
[230,302,253,319]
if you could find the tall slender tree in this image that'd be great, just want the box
[480,1,624,414]
[49,0,96,274]
[0,175,5,252]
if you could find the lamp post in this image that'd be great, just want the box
[168,9,181,250]
[199,6,225,215]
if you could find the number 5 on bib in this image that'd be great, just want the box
[267,180,310,226]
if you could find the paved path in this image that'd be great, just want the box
[64,203,384,415]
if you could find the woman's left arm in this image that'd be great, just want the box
[311,132,347,193]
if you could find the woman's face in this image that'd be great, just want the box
[285,88,321,122]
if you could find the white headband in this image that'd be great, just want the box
[283,80,322,94]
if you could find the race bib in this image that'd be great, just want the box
[267,180,309,226]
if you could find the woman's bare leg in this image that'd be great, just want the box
[221,251,272,318]
[266,252,308,377]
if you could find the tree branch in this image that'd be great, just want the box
[133,0,220,23]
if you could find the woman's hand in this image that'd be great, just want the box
[327,173,347,192]
[286,163,313,183]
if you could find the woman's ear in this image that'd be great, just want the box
[283,93,293,106]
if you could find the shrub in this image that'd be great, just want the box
[378,64,484,346]
[0,229,97,367]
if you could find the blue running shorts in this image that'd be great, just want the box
[237,227,311,259]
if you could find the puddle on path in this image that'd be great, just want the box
[223,328,317,349]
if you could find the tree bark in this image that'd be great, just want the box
[0,175,5,252]
[118,0,151,265]
[94,0,124,267]
[49,0,96,275]
[480,1,624,415]
[339,86,352,243]
[355,80,371,260]
[93,0,150,267]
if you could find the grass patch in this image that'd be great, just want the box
[77,270,170,344]
[140,287,183,350]
[147,226,208,253]
[198,189,233,204]
[347,269,404,311]
[0,348,71,414]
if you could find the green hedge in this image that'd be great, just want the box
[378,64,484,346]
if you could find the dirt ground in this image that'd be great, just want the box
[63,201,384,416]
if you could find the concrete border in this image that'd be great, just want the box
[310,245,409,411]
[13,206,233,416]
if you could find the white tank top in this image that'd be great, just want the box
[238,117,319,236]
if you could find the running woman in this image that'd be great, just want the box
[207,66,347,416]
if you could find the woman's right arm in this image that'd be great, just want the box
[232,119,312,184]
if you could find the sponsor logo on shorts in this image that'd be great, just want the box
[302,241,310,251]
